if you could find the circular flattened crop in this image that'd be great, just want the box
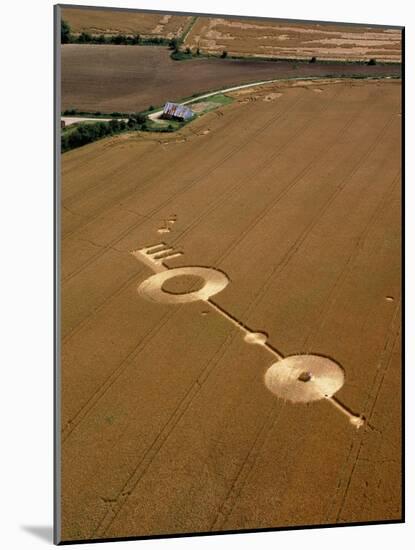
[137,266,229,304]
[264,354,344,403]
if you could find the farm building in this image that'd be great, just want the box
[162,102,193,122]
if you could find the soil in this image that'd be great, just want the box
[61,45,401,114]
[60,79,402,542]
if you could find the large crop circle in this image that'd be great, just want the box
[137,266,229,304]
[264,354,344,403]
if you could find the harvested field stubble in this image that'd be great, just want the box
[60,79,401,542]
[185,17,402,62]
[62,8,191,38]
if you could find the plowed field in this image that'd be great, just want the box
[61,44,401,113]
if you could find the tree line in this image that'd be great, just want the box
[61,20,233,60]
[61,113,176,153]
[61,19,170,46]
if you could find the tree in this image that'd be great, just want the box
[109,119,121,133]
[128,113,147,126]
[112,34,126,45]
[169,37,181,52]
[310,56,317,63]
[78,32,92,43]
[220,50,228,58]
[95,122,109,137]
[61,20,71,44]
[135,113,147,124]
[368,58,377,65]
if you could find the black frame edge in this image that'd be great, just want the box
[53,3,62,546]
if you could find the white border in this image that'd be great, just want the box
[1,1,411,548]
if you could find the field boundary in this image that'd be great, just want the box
[62,74,400,153]
[148,74,400,119]
[180,16,198,43]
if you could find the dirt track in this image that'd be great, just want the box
[60,79,401,542]
[61,45,401,113]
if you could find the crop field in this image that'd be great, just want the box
[185,17,402,62]
[61,9,401,63]
[62,7,191,38]
[61,44,401,113]
[60,78,401,542]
